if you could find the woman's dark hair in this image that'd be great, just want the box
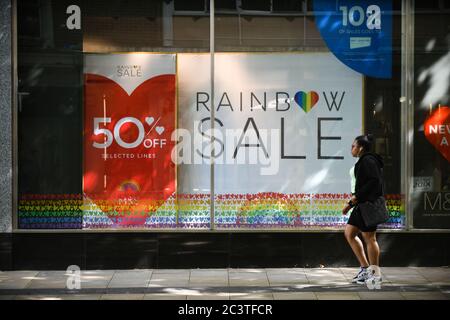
[355,134,374,152]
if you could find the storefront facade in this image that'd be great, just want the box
[0,0,449,269]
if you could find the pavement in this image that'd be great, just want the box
[0,267,449,300]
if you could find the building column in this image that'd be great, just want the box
[0,0,13,232]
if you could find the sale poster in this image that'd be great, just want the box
[177,52,403,228]
[313,0,392,79]
[424,106,450,163]
[83,54,176,228]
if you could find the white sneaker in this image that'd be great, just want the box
[352,267,369,284]
[365,274,382,290]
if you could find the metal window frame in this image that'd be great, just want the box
[401,0,415,230]
[210,0,215,230]
[12,0,18,231]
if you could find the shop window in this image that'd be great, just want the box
[212,0,403,230]
[16,0,406,230]
[415,1,441,11]
[392,1,401,11]
[17,0,41,39]
[210,0,237,10]
[306,0,325,12]
[273,0,303,12]
[174,0,206,11]
[412,2,450,228]
[240,0,271,11]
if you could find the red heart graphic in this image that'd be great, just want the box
[83,74,176,226]
[424,106,450,163]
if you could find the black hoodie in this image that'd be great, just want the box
[354,152,385,203]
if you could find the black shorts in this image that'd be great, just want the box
[347,206,378,232]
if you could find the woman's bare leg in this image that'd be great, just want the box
[361,231,380,267]
[344,224,369,267]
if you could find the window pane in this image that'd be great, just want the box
[174,0,205,11]
[215,0,236,10]
[415,1,440,10]
[273,0,303,12]
[412,6,450,228]
[212,1,404,230]
[17,0,83,229]
[241,0,271,11]
[17,0,211,229]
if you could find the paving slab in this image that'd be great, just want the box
[189,274,228,281]
[186,292,229,300]
[114,269,153,274]
[229,272,269,287]
[381,267,423,275]
[358,292,405,300]
[108,270,152,288]
[316,292,361,300]
[78,270,114,289]
[266,268,306,274]
[230,293,274,300]
[415,267,450,284]
[161,288,207,296]
[152,269,190,274]
[151,273,190,280]
[189,280,229,287]
[26,272,68,289]
[144,293,187,300]
[149,281,190,288]
[1,268,449,300]
[54,294,102,300]
[305,269,348,284]
[229,269,267,273]
[100,294,144,300]
[400,292,449,300]
[229,280,270,287]
[267,273,309,284]
[14,295,63,300]
[0,271,39,289]
[80,271,115,281]
[190,270,228,276]
[382,274,430,285]
[273,292,317,300]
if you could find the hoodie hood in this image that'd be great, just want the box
[359,152,384,169]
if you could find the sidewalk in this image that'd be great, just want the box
[0,267,449,300]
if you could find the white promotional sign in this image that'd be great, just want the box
[413,177,433,192]
[177,52,363,195]
[84,53,175,95]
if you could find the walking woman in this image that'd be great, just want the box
[342,134,384,289]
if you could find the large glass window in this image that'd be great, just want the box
[412,2,450,228]
[16,0,411,230]
[18,0,83,229]
[208,0,403,229]
[17,0,211,229]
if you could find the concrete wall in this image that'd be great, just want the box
[1,232,449,270]
[0,0,12,233]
